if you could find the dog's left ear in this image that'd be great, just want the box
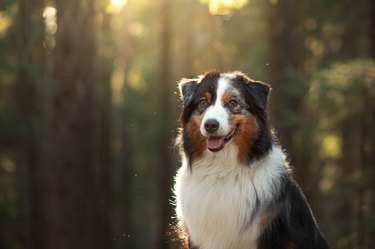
[247,80,271,110]
[178,78,198,107]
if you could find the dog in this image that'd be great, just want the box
[174,71,330,249]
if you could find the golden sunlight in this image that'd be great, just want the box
[200,0,248,15]
[107,0,127,13]
[111,58,125,105]
[0,12,12,37]
[322,134,341,159]
[43,6,57,50]
[43,7,57,35]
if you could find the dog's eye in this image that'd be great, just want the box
[198,98,209,112]
[229,99,241,112]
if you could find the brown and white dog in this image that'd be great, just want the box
[174,71,329,249]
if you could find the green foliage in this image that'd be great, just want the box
[309,59,375,249]
[311,59,375,126]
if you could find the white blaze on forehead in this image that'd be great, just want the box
[200,76,232,137]
[216,76,231,103]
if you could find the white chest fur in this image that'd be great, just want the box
[174,145,287,249]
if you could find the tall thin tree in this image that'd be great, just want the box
[95,7,113,249]
[267,0,313,195]
[11,0,45,248]
[157,0,175,248]
[43,1,97,248]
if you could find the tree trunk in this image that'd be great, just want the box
[371,0,375,58]
[337,117,361,248]
[157,0,174,248]
[13,1,45,248]
[95,10,113,249]
[182,2,194,77]
[43,1,97,248]
[267,0,301,150]
[358,86,375,249]
[267,0,313,195]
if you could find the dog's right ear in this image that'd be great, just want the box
[178,79,197,107]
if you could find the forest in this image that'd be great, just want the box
[0,0,374,248]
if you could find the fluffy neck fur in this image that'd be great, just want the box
[174,144,289,249]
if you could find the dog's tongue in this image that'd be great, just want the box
[206,137,225,150]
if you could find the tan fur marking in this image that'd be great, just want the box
[258,207,279,233]
[230,115,259,164]
[222,91,233,103]
[186,115,206,163]
[204,91,212,103]
[238,206,278,235]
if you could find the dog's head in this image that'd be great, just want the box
[178,71,273,166]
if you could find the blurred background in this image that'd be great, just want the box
[0,0,374,248]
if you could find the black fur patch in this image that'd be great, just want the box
[179,79,198,107]
[230,74,273,163]
[258,180,330,249]
[179,73,220,125]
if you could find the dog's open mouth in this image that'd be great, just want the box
[206,126,238,152]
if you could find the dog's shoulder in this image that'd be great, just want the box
[257,179,330,249]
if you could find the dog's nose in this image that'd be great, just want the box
[204,119,219,133]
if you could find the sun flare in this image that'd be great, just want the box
[108,0,127,13]
[200,0,248,15]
